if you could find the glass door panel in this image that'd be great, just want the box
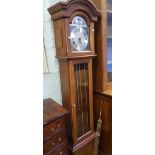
[107,0,112,11]
[74,63,90,138]
[107,0,112,83]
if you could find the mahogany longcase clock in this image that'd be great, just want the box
[48,0,100,154]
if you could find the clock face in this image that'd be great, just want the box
[70,16,89,51]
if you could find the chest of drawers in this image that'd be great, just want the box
[43,98,69,155]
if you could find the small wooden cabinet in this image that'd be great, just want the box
[94,91,112,155]
[43,98,69,155]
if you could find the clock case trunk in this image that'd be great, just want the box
[48,0,100,154]
[59,58,95,154]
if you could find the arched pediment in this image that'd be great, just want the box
[48,0,101,21]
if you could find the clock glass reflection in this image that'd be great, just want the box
[70,16,89,51]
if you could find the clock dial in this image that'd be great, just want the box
[70,16,89,51]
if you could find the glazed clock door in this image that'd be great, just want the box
[71,59,94,142]
[74,63,89,138]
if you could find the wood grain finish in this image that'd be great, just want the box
[48,0,100,154]
[94,91,112,155]
[48,0,100,22]
[43,99,68,126]
[90,0,112,154]
[44,130,67,154]
[43,99,69,155]
[72,138,95,155]
[44,117,66,141]
[48,142,68,155]
[48,0,101,58]
[91,0,108,91]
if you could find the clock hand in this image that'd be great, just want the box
[80,27,82,33]
[76,37,81,50]
[79,38,82,44]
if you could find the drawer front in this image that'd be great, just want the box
[44,117,66,141]
[44,130,67,154]
[49,142,68,155]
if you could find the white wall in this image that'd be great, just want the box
[43,0,65,104]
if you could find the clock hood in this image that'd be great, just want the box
[48,0,101,22]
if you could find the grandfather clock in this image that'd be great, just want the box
[48,0,100,154]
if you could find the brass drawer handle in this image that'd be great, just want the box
[58,138,61,142]
[51,138,61,146]
[51,124,61,133]
[52,142,55,146]
[51,128,55,132]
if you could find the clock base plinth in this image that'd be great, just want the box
[69,132,96,155]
